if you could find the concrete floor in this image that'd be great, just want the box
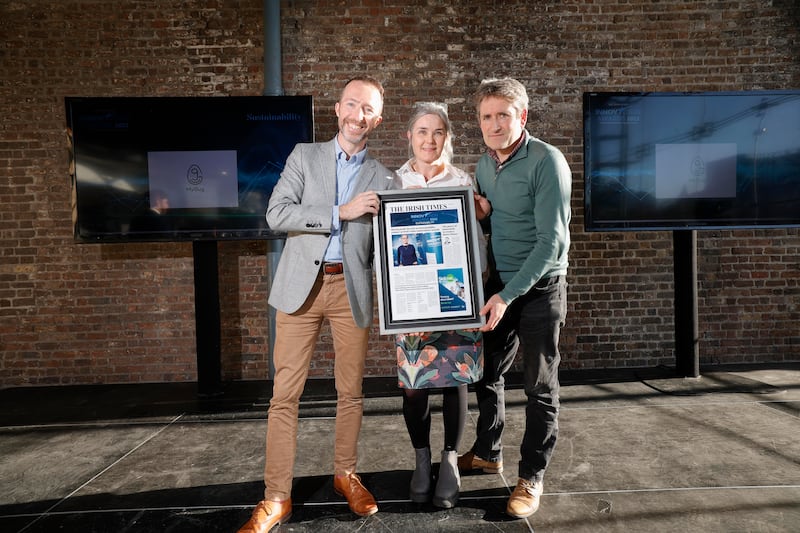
[1,364,798,532]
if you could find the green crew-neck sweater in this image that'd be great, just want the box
[475,132,572,303]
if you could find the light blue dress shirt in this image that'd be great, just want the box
[323,137,367,262]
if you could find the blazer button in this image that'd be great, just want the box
[314,260,320,265]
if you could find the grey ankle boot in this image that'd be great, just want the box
[433,449,460,508]
[410,447,432,502]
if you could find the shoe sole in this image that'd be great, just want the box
[354,507,378,518]
[506,507,537,519]
[432,495,459,509]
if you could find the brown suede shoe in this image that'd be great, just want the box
[506,478,543,518]
[456,451,504,474]
[333,473,378,517]
[237,499,292,533]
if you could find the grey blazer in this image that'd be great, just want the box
[266,138,396,328]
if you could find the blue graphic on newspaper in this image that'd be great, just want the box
[390,209,459,227]
[437,268,467,312]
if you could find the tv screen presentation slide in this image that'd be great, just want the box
[147,150,239,209]
[654,143,737,199]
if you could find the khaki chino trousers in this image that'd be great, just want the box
[264,271,370,501]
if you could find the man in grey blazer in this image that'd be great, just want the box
[238,76,396,533]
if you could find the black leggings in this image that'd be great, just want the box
[402,384,467,451]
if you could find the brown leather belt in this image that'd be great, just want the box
[323,262,343,275]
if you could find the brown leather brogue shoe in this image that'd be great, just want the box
[237,499,292,533]
[333,473,378,517]
[456,450,503,474]
[506,478,543,518]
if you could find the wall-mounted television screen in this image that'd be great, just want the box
[583,91,800,231]
[66,96,314,242]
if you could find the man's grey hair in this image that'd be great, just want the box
[474,78,529,117]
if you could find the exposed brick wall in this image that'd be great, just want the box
[1,0,266,386]
[1,0,798,387]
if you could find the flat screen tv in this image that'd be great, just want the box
[583,91,800,231]
[66,95,314,242]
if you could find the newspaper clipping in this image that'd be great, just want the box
[374,187,483,334]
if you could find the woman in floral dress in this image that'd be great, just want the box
[394,102,488,508]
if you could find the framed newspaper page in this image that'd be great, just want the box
[373,186,485,335]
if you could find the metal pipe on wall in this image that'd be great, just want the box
[263,0,283,378]
[263,0,283,97]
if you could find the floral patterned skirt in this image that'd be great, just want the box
[396,330,484,389]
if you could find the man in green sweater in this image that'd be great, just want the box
[457,78,571,519]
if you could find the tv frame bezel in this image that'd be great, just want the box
[582,89,800,232]
[65,95,315,243]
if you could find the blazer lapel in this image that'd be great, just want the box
[315,139,338,203]
[352,157,378,196]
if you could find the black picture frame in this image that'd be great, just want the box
[373,186,485,334]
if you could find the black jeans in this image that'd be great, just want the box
[470,275,567,483]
